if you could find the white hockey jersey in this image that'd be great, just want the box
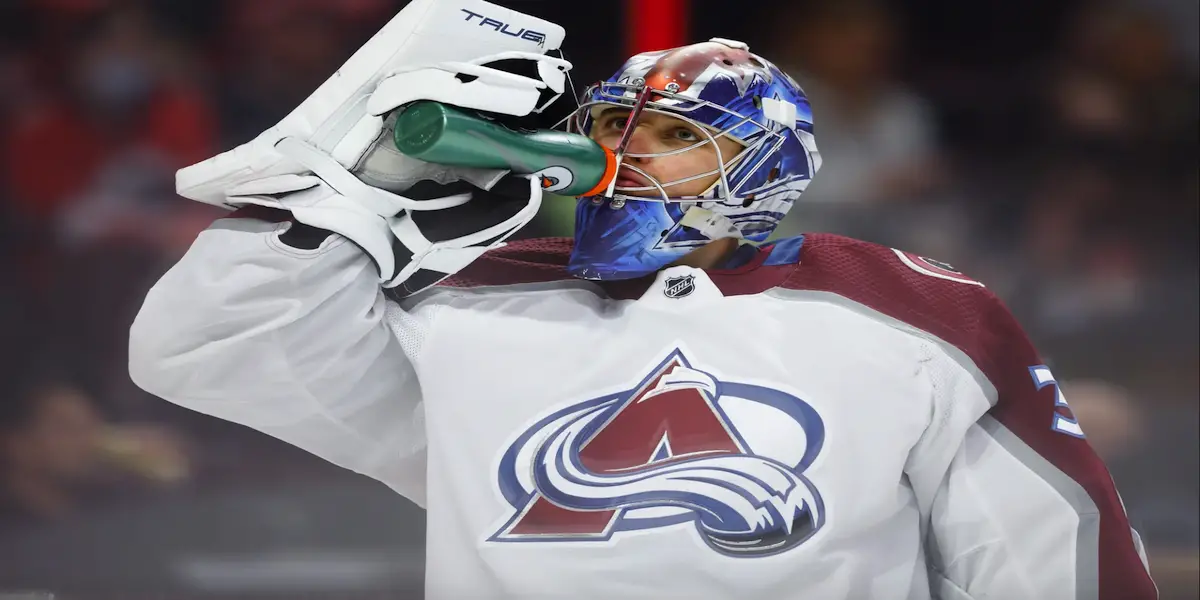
[129,206,1157,600]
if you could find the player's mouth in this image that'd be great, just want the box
[615,169,654,190]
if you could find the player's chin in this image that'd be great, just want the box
[613,185,696,200]
[613,188,662,199]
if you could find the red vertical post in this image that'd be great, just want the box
[625,0,690,56]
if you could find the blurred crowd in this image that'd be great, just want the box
[0,0,1195,597]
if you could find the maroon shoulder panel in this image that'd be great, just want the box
[441,237,576,288]
[784,233,990,347]
[442,237,802,300]
[785,233,1155,599]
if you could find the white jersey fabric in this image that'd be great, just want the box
[129,208,1156,600]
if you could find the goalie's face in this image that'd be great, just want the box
[567,40,819,282]
[589,107,744,199]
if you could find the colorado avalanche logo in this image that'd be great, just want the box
[489,349,826,557]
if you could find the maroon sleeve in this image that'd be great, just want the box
[973,293,1156,599]
[784,233,1156,599]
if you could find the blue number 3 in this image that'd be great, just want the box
[1029,365,1085,439]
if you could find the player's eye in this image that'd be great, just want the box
[672,127,700,143]
[609,117,630,129]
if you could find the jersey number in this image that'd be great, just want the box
[1029,365,1085,438]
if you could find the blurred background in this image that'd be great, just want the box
[0,0,1195,598]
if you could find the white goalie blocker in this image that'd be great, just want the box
[176,0,572,210]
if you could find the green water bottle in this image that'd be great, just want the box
[392,101,617,197]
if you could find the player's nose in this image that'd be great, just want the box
[624,126,658,163]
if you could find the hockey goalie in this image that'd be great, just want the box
[128,1,1158,598]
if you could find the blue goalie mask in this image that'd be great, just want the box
[563,38,821,281]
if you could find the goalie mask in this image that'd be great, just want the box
[564,38,821,281]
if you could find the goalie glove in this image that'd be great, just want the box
[175,0,570,209]
[225,136,541,298]
[173,1,568,297]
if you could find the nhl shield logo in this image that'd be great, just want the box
[664,275,696,299]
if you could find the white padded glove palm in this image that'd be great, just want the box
[173,0,571,296]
